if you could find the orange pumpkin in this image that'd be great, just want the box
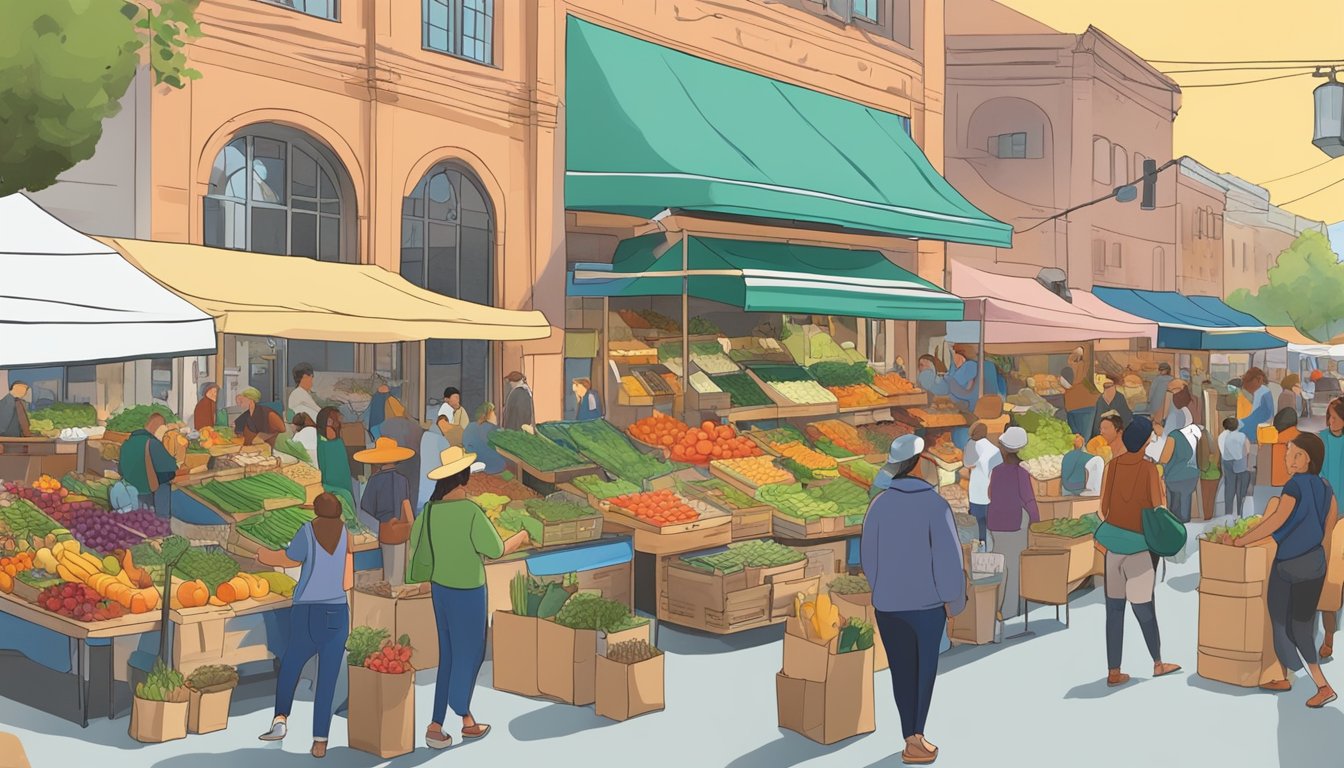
[177,579,209,608]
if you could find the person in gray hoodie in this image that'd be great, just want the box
[861,434,966,766]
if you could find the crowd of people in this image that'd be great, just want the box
[863,365,1344,765]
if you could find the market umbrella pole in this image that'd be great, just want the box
[681,234,689,421]
[978,298,986,399]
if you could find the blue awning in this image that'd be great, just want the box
[1090,287,1285,351]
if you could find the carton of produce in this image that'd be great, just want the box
[1199,536,1270,584]
[350,585,439,670]
[493,610,542,697]
[129,660,189,744]
[776,617,875,745]
[595,640,665,722]
[347,665,414,758]
[1198,578,1267,655]
[537,594,650,705]
[185,664,238,735]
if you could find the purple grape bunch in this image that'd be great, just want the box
[118,509,170,538]
[69,507,145,554]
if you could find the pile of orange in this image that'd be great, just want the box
[873,372,918,394]
[713,456,794,487]
[828,384,887,409]
[609,489,700,527]
[808,420,871,456]
[630,415,760,464]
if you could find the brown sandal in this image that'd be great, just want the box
[461,723,491,739]
[1107,670,1131,687]
[1153,663,1182,678]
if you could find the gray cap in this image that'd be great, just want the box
[886,434,925,464]
[999,426,1028,451]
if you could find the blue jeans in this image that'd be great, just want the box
[1067,407,1096,439]
[274,602,349,739]
[431,583,488,724]
[968,502,988,544]
[875,607,945,740]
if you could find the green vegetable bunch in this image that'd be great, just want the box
[837,617,875,654]
[1017,413,1074,460]
[136,658,188,703]
[185,664,239,693]
[26,402,98,429]
[346,626,390,667]
[572,474,641,500]
[523,497,593,522]
[606,639,661,664]
[682,540,804,573]
[554,593,648,633]
[808,362,875,387]
[688,316,721,336]
[1206,515,1263,544]
[176,546,240,592]
[828,575,873,595]
[106,404,177,433]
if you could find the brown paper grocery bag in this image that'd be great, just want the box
[129,698,188,743]
[347,666,414,759]
[186,688,232,734]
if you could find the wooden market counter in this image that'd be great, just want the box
[0,436,84,483]
[0,588,292,727]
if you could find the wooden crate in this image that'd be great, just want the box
[494,446,597,485]
[771,512,862,541]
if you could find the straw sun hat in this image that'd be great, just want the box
[426,446,479,480]
[353,437,415,464]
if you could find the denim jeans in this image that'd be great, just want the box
[1221,462,1251,517]
[1165,479,1197,524]
[430,583,488,724]
[138,484,173,519]
[968,502,988,545]
[1268,548,1327,672]
[875,607,945,739]
[274,602,349,739]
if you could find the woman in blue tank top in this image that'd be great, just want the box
[256,492,353,758]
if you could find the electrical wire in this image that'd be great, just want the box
[1176,71,1314,88]
[1147,58,1344,65]
[1257,158,1340,185]
[1014,159,1179,234]
[1278,175,1344,206]
[1162,64,1338,74]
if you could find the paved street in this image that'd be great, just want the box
[2,515,1339,768]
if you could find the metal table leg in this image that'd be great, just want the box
[76,637,88,728]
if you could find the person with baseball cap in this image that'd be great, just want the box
[861,434,965,766]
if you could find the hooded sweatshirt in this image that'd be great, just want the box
[860,477,966,615]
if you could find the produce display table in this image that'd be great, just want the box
[495,446,598,487]
[0,436,81,484]
[483,535,635,619]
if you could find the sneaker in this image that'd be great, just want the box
[259,719,287,741]
[1259,680,1292,693]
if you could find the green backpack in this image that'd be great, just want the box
[1142,506,1187,558]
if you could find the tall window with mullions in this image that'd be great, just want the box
[423,0,494,65]
[401,165,495,417]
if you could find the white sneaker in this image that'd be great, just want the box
[259,719,287,742]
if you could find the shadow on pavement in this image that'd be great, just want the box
[1186,675,1264,698]
[1278,684,1344,763]
[505,702,619,741]
[657,623,786,656]
[1164,572,1201,593]
[1063,677,1149,700]
[150,744,446,768]
[723,732,866,768]
[935,619,1070,674]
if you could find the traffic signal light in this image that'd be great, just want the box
[1140,159,1158,211]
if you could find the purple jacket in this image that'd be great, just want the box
[986,462,1040,532]
[860,477,966,615]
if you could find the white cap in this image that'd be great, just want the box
[886,434,925,464]
[999,427,1028,451]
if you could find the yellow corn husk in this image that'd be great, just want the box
[811,593,840,642]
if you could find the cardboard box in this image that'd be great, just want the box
[950,578,1000,646]
[129,697,188,743]
[347,666,414,759]
[1019,549,1073,606]
[704,585,771,631]
[1036,495,1100,521]
[771,576,822,623]
[1197,645,1282,688]
[1198,589,1266,655]
[186,688,232,735]
[0,732,30,768]
[350,589,439,670]
[1199,538,1271,583]
[595,653,665,721]
[1026,532,1095,584]
[799,542,846,582]
[1032,476,1061,498]
[830,591,888,672]
[491,611,541,697]
[775,654,875,745]
[537,619,650,705]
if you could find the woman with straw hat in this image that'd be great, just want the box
[355,437,417,584]
[408,446,530,750]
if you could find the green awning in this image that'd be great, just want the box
[567,234,964,321]
[565,18,1012,248]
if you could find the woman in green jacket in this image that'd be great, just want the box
[407,446,529,750]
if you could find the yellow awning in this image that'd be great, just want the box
[1267,326,1318,346]
[101,238,552,343]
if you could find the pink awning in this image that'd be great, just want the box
[950,262,1158,345]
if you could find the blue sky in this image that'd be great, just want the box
[1332,221,1344,258]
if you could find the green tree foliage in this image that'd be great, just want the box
[0,1,202,196]
[1228,230,1344,342]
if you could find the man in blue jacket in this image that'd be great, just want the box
[861,434,966,766]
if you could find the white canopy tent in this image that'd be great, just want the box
[0,194,217,367]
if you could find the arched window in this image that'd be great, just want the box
[204,126,351,262]
[402,164,495,412]
[1092,137,1112,184]
[1112,145,1129,186]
